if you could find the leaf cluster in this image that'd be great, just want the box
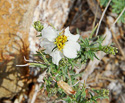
[78,35,118,63]
[78,36,105,63]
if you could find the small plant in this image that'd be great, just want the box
[20,21,118,102]
[99,0,125,23]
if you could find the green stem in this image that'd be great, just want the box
[87,46,100,51]
[40,51,50,65]
[28,63,47,68]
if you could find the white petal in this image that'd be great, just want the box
[42,26,57,42]
[40,39,55,54]
[50,49,63,65]
[64,27,80,42]
[43,23,48,28]
[63,41,80,58]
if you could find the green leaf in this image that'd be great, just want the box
[72,72,83,78]
[93,53,100,60]
[28,63,47,68]
[99,0,109,6]
[76,28,80,34]
[89,24,98,39]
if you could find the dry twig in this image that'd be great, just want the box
[112,7,125,26]
[95,0,112,36]
[110,29,125,59]
[30,84,41,103]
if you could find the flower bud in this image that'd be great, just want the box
[33,21,44,32]
[98,89,109,97]
[57,80,76,95]
[102,46,118,55]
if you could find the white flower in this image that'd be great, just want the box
[40,26,80,65]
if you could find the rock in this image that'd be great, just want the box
[105,63,112,71]
[0,0,37,98]
[120,61,125,71]
[108,82,122,95]
[103,70,112,77]
[102,57,110,64]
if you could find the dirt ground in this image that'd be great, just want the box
[0,0,125,103]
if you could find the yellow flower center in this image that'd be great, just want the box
[54,35,67,51]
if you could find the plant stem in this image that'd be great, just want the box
[112,7,125,26]
[40,51,50,65]
[95,0,112,36]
